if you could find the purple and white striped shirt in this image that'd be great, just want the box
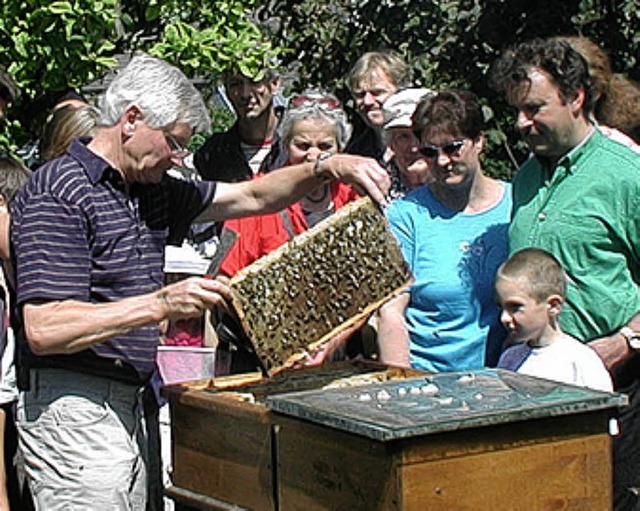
[11,138,217,383]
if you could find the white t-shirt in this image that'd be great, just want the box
[499,334,613,392]
[241,140,273,175]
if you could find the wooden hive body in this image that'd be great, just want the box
[229,197,412,375]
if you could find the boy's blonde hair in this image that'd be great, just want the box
[497,248,567,303]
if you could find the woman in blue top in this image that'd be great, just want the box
[378,89,511,372]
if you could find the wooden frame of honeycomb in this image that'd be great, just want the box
[229,197,413,375]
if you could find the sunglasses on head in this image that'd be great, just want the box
[289,94,341,111]
[419,139,466,159]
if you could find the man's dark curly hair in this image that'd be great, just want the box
[412,89,484,141]
[489,38,596,116]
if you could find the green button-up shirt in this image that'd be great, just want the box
[510,129,640,342]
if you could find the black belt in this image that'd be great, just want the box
[20,352,147,390]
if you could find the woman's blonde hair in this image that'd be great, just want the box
[39,104,100,161]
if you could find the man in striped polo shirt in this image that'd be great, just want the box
[10,54,389,510]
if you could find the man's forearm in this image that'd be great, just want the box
[588,312,640,371]
[199,154,390,223]
[21,275,233,355]
[22,293,166,355]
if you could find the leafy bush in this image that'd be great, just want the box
[0,0,118,149]
[0,0,282,151]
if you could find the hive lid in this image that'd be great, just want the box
[229,197,412,376]
[266,368,628,441]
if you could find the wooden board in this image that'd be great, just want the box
[399,434,611,511]
[229,197,412,375]
[170,394,274,510]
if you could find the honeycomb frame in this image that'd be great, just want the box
[229,197,413,375]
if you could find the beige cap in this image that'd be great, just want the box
[382,87,435,130]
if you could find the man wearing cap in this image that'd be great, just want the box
[382,87,435,199]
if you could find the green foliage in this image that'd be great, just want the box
[572,0,640,71]
[2,0,638,170]
[0,0,119,150]
[0,0,283,152]
[1,1,118,96]
[145,0,284,82]
[208,104,237,134]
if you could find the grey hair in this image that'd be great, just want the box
[98,53,211,133]
[278,91,352,155]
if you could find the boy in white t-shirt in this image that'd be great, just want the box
[496,247,613,392]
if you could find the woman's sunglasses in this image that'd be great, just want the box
[419,139,466,159]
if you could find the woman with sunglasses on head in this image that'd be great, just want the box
[378,89,511,372]
[218,91,359,278]
[275,91,359,227]
[215,91,362,373]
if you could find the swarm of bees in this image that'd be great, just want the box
[229,197,413,375]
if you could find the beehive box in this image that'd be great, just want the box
[166,362,425,511]
[229,197,412,375]
[166,368,623,511]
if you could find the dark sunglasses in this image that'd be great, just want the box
[289,94,341,110]
[419,139,466,159]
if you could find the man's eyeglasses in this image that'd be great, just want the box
[289,94,341,111]
[164,133,190,159]
[419,139,466,159]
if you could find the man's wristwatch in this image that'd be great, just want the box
[620,326,640,351]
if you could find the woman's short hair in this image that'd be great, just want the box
[0,153,31,204]
[278,91,352,154]
[99,54,211,133]
[39,104,100,162]
[412,89,484,141]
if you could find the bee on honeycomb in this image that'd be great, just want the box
[230,197,413,374]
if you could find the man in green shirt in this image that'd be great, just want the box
[490,37,640,510]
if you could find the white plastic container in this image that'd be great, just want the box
[157,345,216,386]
